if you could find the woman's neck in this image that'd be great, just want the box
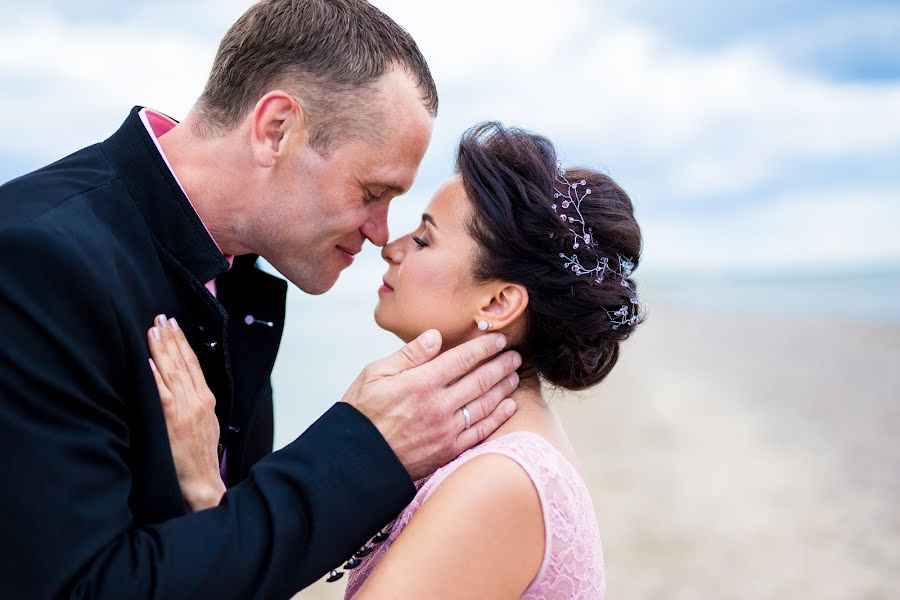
[482,375,580,465]
[485,375,553,442]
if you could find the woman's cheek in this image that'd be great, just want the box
[406,267,456,322]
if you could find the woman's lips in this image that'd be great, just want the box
[379,279,394,294]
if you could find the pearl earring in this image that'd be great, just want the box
[477,319,492,331]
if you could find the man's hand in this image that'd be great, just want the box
[342,330,521,480]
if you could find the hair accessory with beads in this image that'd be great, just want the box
[551,165,643,329]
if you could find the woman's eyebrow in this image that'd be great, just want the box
[422,213,438,230]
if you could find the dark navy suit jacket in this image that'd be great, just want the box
[0,107,414,599]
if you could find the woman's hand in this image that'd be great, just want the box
[147,314,225,511]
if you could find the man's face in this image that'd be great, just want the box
[253,70,433,294]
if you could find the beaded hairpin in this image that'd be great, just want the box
[551,167,642,330]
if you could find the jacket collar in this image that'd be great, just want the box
[101,106,231,286]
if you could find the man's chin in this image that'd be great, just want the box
[300,275,340,295]
[284,266,341,296]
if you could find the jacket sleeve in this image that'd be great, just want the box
[0,225,415,599]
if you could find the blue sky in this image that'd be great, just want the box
[1,0,899,275]
[2,0,897,437]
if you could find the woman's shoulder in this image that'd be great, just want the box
[346,437,547,598]
[346,431,605,598]
[381,432,564,556]
[409,432,554,556]
[425,447,545,528]
[426,434,550,506]
[421,430,586,504]
[424,431,605,597]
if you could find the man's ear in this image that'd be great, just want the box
[249,90,307,168]
[474,283,529,331]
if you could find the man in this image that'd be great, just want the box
[0,1,520,598]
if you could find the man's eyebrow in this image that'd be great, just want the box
[422,213,438,229]
[365,181,407,197]
[372,182,407,196]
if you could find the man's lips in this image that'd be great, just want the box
[379,278,394,293]
[335,245,362,266]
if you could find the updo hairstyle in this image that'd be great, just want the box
[456,122,644,390]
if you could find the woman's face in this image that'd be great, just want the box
[375,175,487,348]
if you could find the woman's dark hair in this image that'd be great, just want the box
[456,122,644,391]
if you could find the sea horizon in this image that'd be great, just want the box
[267,257,900,448]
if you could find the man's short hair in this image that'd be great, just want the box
[196,0,438,152]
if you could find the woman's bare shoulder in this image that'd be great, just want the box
[354,452,545,599]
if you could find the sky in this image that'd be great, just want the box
[1,0,898,439]
[1,0,899,277]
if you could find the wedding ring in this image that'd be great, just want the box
[462,406,471,430]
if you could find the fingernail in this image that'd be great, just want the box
[496,334,507,351]
[508,372,519,387]
[151,327,161,341]
[169,318,180,330]
[504,399,517,416]
[158,314,169,328]
[420,330,438,351]
[512,352,522,369]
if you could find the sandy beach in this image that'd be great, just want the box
[298,305,900,599]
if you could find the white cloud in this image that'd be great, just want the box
[1,0,898,274]
[642,184,900,272]
[371,2,900,201]
[374,0,900,274]
[0,6,247,160]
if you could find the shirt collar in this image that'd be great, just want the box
[102,107,232,286]
[138,107,234,270]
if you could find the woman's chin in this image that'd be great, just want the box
[373,306,388,330]
[373,307,402,339]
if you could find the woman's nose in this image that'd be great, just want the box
[381,237,403,264]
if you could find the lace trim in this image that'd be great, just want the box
[345,431,605,599]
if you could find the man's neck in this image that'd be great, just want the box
[157,117,253,257]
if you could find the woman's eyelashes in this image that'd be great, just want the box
[411,222,431,248]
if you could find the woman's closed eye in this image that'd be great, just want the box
[410,222,431,248]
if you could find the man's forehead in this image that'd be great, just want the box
[346,78,432,193]
[367,164,414,194]
[364,130,430,193]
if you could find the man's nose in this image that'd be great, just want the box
[360,203,390,247]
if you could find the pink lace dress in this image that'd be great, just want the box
[345,431,605,598]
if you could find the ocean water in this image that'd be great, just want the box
[269,259,900,448]
[645,269,900,325]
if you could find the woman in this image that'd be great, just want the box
[148,123,643,598]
